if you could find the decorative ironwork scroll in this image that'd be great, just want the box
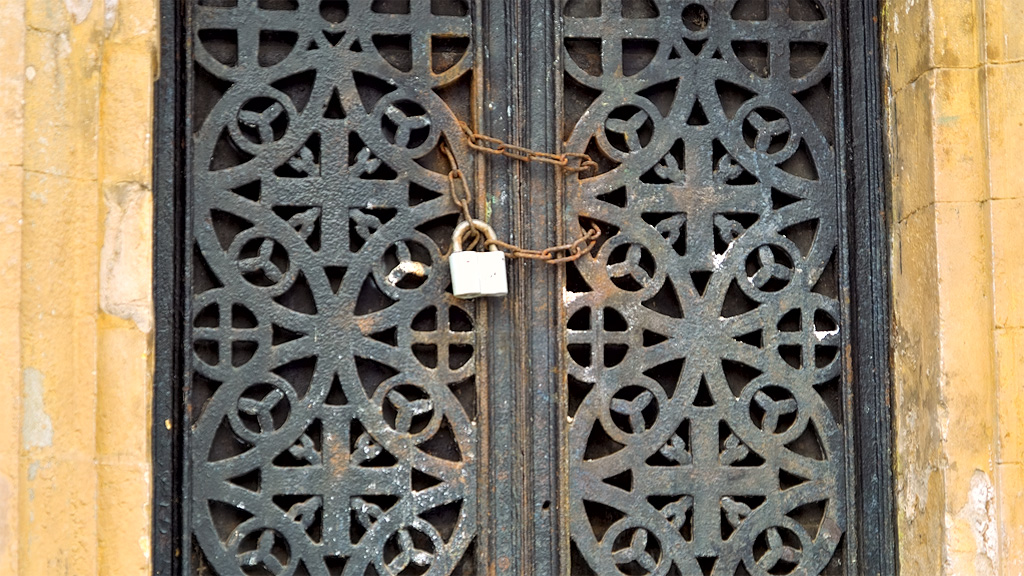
[562,0,847,574]
[187,1,478,573]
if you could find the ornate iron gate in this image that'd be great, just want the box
[153,0,895,574]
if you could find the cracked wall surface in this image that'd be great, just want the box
[886,0,1024,574]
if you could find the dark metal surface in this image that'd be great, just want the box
[153,0,185,573]
[184,1,481,573]
[559,1,852,573]
[841,0,898,572]
[155,0,895,574]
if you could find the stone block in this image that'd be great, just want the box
[987,62,1024,202]
[887,0,932,92]
[0,166,23,289]
[25,0,74,34]
[930,0,985,69]
[23,29,101,181]
[96,321,151,461]
[100,42,154,185]
[0,0,25,170]
[934,201,997,506]
[892,71,935,222]
[21,171,100,321]
[892,204,947,574]
[986,0,1024,63]
[100,182,153,332]
[19,458,97,576]
[992,199,1024,329]
[0,303,19,576]
[108,0,158,44]
[97,461,151,576]
[996,328,1024,461]
[20,323,97,459]
[944,470,999,575]
[932,67,989,204]
[998,463,1024,575]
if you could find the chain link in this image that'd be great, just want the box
[440,135,601,264]
[457,120,598,174]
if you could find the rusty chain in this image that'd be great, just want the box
[440,127,601,264]
[457,120,598,174]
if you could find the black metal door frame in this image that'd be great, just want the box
[153,1,895,573]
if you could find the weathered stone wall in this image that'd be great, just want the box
[886,0,1024,573]
[0,0,157,573]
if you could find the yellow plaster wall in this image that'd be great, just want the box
[0,0,157,573]
[0,0,26,572]
[886,0,1024,573]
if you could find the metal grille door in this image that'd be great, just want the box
[157,0,893,574]
[560,1,847,573]
[186,2,480,573]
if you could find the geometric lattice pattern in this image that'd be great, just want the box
[187,1,478,573]
[184,0,854,574]
[562,1,848,574]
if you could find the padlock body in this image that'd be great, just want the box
[449,251,482,299]
[476,251,508,297]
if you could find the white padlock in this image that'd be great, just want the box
[450,220,508,299]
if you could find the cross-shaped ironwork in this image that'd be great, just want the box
[408,300,475,371]
[567,307,640,373]
[563,0,666,77]
[195,0,472,72]
[629,129,766,271]
[260,122,407,267]
[632,409,772,556]
[259,404,408,556]
[357,2,472,75]
[729,0,830,78]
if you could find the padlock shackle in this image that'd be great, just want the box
[452,219,499,253]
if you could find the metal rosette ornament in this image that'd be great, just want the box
[188,1,479,574]
[562,0,847,574]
